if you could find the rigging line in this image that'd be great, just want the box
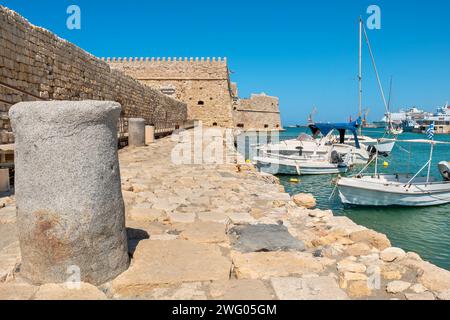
[387,76,393,113]
[396,143,412,154]
[329,182,339,200]
[362,25,389,115]
[408,143,412,179]
[387,76,394,131]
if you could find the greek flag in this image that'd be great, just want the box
[426,122,435,140]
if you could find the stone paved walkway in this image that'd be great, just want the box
[1,130,450,300]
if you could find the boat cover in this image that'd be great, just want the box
[309,117,361,148]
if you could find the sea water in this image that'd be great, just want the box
[244,127,450,270]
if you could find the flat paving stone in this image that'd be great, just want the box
[271,276,348,300]
[209,279,275,300]
[231,251,333,279]
[229,224,305,253]
[112,240,232,296]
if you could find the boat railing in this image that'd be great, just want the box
[259,150,326,162]
[349,173,450,187]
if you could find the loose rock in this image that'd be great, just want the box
[386,281,411,294]
[404,292,435,300]
[349,230,391,250]
[292,193,316,209]
[380,247,406,262]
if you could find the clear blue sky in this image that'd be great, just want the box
[2,0,449,124]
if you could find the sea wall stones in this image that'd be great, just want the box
[9,100,129,285]
[292,193,317,209]
[0,6,187,144]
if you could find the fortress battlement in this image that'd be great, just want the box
[107,56,230,81]
[101,57,227,64]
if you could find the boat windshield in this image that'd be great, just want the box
[309,118,362,149]
[296,133,315,142]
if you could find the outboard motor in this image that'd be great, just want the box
[438,161,450,181]
[330,150,343,164]
[367,145,388,158]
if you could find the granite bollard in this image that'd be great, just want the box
[0,168,10,193]
[9,100,130,285]
[145,125,155,144]
[128,118,146,147]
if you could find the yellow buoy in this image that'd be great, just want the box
[383,161,389,167]
[290,178,300,183]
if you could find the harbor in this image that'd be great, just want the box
[0,0,449,304]
[2,129,450,300]
[275,127,450,271]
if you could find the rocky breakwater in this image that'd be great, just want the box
[1,128,450,300]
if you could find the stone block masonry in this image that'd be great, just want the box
[0,6,187,144]
[233,93,283,130]
[108,57,234,128]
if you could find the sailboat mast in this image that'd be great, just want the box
[358,18,363,136]
[426,142,434,184]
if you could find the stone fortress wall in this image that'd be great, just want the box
[107,57,234,127]
[0,6,187,144]
[233,92,282,130]
[0,4,283,146]
[107,58,283,130]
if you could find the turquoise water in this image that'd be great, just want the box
[246,128,450,270]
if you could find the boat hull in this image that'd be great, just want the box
[337,176,450,206]
[254,156,348,175]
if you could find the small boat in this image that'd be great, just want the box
[253,118,395,165]
[336,139,450,207]
[386,127,404,135]
[254,147,352,175]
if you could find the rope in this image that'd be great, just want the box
[329,182,339,200]
[396,143,411,154]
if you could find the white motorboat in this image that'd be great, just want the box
[337,174,450,206]
[254,147,352,175]
[336,139,450,207]
[254,120,395,165]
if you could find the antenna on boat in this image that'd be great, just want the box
[358,17,363,137]
[387,76,393,132]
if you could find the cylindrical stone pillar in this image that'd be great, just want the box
[0,168,10,193]
[128,118,145,147]
[145,125,155,144]
[9,100,129,285]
